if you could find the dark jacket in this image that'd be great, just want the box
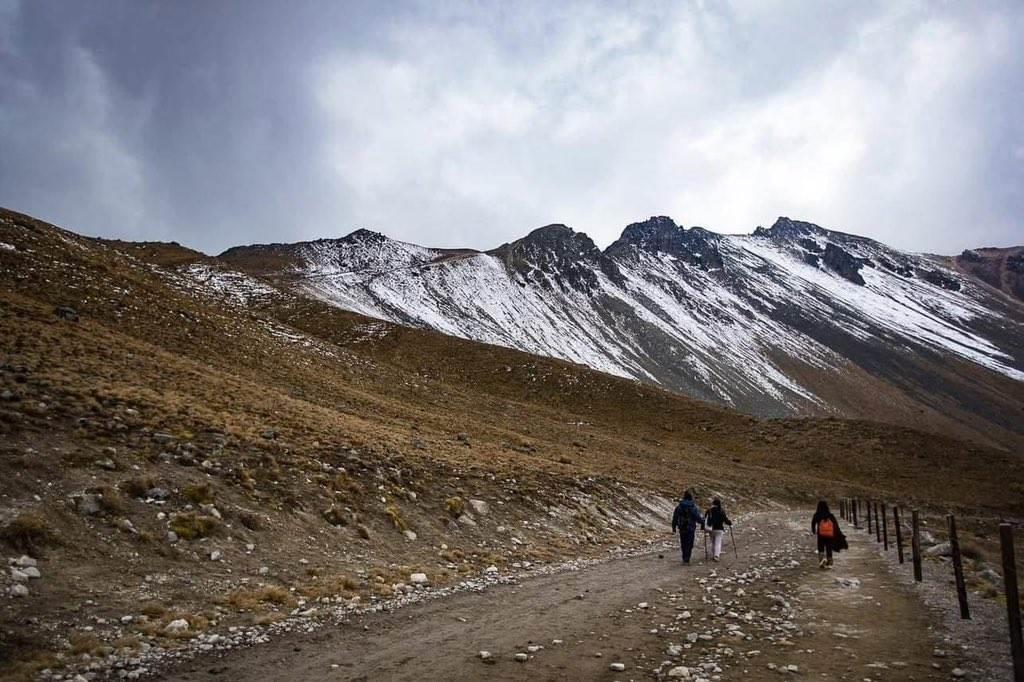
[704,506,732,531]
[672,499,704,534]
[812,511,848,552]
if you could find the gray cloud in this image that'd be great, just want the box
[1,0,1021,255]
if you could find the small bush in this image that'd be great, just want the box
[959,541,986,562]
[183,483,214,505]
[169,513,219,540]
[322,506,348,527]
[120,476,157,499]
[96,486,127,515]
[234,509,264,531]
[140,602,167,618]
[68,633,104,656]
[445,497,465,517]
[0,513,53,554]
[225,586,295,610]
[385,505,407,531]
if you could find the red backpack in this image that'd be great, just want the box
[818,518,835,539]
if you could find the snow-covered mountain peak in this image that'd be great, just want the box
[606,216,724,271]
[490,223,607,292]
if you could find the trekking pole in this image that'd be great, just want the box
[703,530,709,562]
[729,526,738,559]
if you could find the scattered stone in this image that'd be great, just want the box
[23,566,40,579]
[9,584,29,597]
[485,565,499,574]
[152,432,175,445]
[514,653,528,662]
[166,531,179,544]
[146,488,170,501]
[951,669,966,678]
[403,530,417,541]
[925,543,952,557]
[14,555,36,567]
[410,573,428,585]
[667,666,691,678]
[609,662,626,672]
[164,619,189,635]
[478,651,494,664]
[468,499,489,515]
[10,568,28,582]
[55,306,79,321]
[210,550,222,561]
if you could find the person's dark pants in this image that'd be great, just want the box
[680,526,697,563]
[817,535,834,560]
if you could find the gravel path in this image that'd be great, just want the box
[151,511,977,681]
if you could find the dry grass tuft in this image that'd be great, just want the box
[169,513,220,540]
[385,504,407,531]
[445,497,465,517]
[322,506,348,527]
[96,485,127,515]
[120,475,157,499]
[183,482,214,504]
[224,585,295,610]
[0,513,53,554]
[68,633,105,656]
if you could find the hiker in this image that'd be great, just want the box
[703,498,732,561]
[811,500,843,568]
[671,489,705,564]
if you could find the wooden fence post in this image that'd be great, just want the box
[893,506,905,564]
[948,514,970,619]
[999,523,1023,681]
[853,499,859,528]
[912,510,923,582]
[840,499,845,520]
[882,502,889,551]
[867,500,873,534]
[875,501,882,543]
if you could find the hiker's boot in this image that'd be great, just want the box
[817,553,827,569]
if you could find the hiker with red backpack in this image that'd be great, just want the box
[811,500,846,568]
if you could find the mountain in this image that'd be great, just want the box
[220,217,1024,449]
[3,205,1024,679]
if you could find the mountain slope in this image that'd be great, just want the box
[2,206,1023,679]
[221,217,1024,449]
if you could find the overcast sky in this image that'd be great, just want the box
[1,1,1022,255]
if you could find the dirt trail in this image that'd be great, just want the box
[160,512,956,681]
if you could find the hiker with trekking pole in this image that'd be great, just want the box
[671,489,705,565]
[811,500,847,569]
[703,498,733,562]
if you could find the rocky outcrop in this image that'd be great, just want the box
[822,243,866,286]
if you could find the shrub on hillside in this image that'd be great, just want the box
[169,513,219,540]
[0,513,53,554]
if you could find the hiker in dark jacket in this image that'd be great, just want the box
[671,489,705,564]
[811,500,841,568]
[703,498,732,561]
